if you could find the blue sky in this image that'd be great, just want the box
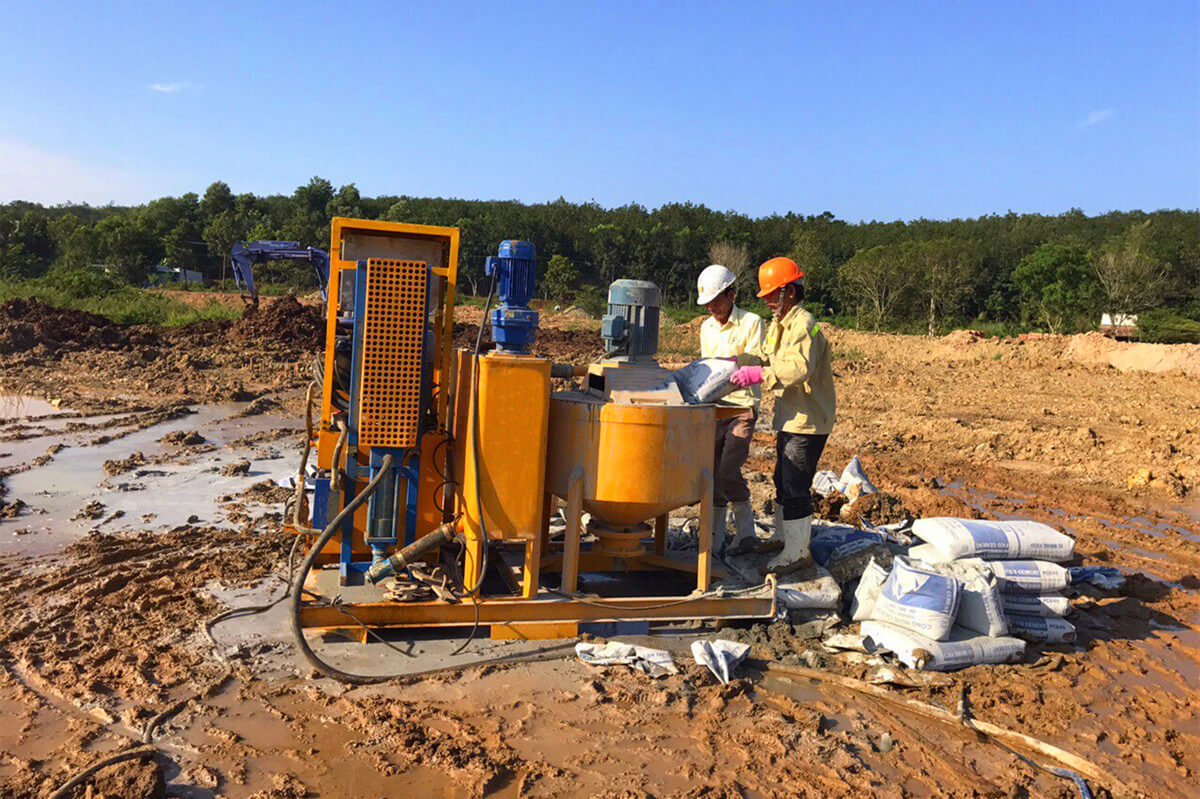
[0,1,1195,220]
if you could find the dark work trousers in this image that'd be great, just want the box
[774,432,829,520]
[713,408,758,506]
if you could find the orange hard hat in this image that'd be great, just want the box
[756,257,804,298]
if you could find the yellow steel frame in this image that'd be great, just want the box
[319,218,459,454]
[297,218,776,638]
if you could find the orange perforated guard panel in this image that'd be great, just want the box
[357,258,429,448]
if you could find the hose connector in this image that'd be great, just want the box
[366,523,460,584]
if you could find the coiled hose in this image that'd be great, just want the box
[288,454,400,684]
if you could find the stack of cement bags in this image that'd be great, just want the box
[852,556,1027,671]
[908,518,1078,644]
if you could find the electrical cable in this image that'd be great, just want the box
[204,534,305,660]
[956,687,1095,798]
[545,581,773,611]
[288,453,404,684]
[439,268,500,658]
[329,418,348,493]
[288,383,318,530]
[446,537,481,657]
[463,268,498,598]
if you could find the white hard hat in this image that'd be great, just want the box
[696,264,736,305]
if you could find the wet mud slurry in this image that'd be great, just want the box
[0,306,1197,797]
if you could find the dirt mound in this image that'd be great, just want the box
[452,322,603,362]
[226,296,324,349]
[0,298,129,354]
[1064,331,1200,376]
[555,305,594,321]
[942,328,984,346]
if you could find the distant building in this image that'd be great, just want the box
[147,264,204,287]
[1099,313,1138,339]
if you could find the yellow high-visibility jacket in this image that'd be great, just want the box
[736,304,835,435]
[700,305,765,409]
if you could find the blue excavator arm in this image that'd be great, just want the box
[229,240,330,307]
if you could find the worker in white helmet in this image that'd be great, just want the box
[696,263,765,558]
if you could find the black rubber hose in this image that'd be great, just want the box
[289,454,400,684]
[366,522,460,584]
[464,269,498,596]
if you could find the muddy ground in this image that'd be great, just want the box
[0,300,1197,798]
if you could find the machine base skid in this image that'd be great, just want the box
[298,569,776,639]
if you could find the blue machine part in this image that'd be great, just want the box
[484,239,540,353]
[334,259,433,581]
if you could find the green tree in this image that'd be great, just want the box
[1011,242,1099,333]
[542,254,580,304]
[47,214,96,271]
[280,177,335,248]
[200,181,235,221]
[328,183,363,219]
[912,238,980,334]
[0,212,47,278]
[93,213,158,284]
[203,210,244,288]
[789,228,835,306]
[1092,221,1169,318]
[589,223,626,286]
[838,243,919,330]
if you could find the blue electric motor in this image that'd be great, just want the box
[485,239,539,353]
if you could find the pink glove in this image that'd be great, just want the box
[729,366,763,387]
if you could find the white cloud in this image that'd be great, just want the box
[0,137,159,205]
[1080,108,1115,127]
[149,81,193,94]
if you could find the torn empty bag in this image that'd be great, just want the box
[691,639,751,684]
[575,641,678,678]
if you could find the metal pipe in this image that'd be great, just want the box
[550,362,589,378]
[366,521,460,584]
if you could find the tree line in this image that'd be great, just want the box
[1,177,1196,337]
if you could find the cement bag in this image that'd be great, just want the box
[981,560,1071,594]
[812,470,842,498]
[1004,613,1077,644]
[811,525,891,582]
[850,557,890,622]
[941,562,1007,638]
[907,543,944,563]
[839,456,878,501]
[1069,565,1125,590]
[868,557,961,641]
[672,358,740,405]
[776,566,842,610]
[1001,592,1071,618]
[911,518,1075,562]
[861,620,1026,672]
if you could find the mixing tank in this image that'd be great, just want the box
[545,279,718,560]
[546,391,715,529]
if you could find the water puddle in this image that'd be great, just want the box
[0,394,65,420]
[0,402,300,557]
[938,477,1200,549]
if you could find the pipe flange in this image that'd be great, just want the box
[586,519,651,558]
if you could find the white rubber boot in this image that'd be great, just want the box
[766,514,814,575]
[726,501,758,557]
[711,505,730,555]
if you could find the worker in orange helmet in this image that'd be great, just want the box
[728,257,835,574]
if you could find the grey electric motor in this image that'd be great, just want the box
[601,279,660,361]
